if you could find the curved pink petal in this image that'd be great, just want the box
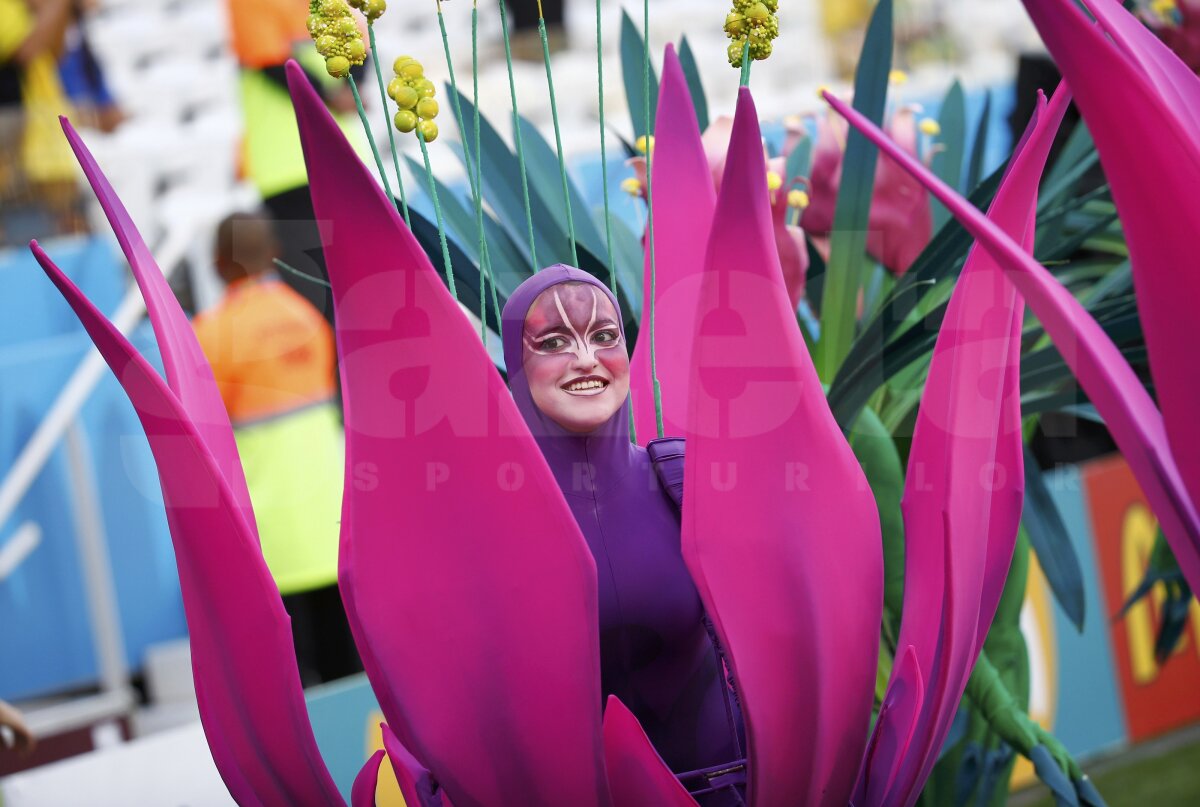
[602,697,698,807]
[630,45,718,444]
[380,723,451,807]
[682,88,883,807]
[870,87,1068,807]
[852,646,924,807]
[352,750,385,807]
[1019,0,1200,592]
[826,87,1200,612]
[31,243,343,806]
[1079,0,1200,131]
[701,116,736,191]
[57,119,254,532]
[285,62,610,807]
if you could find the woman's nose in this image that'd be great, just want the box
[570,348,598,370]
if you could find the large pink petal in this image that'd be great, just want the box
[683,88,883,807]
[57,119,254,533]
[871,87,1068,807]
[602,698,698,807]
[630,45,718,444]
[1019,0,1200,592]
[826,87,1200,612]
[286,62,610,806]
[31,243,343,806]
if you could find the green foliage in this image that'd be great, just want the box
[931,80,967,230]
[620,9,659,140]
[816,0,894,382]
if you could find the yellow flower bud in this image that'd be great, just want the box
[888,69,909,85]
[415,79,436,99]
[393,56,414,74]
[766,171,782,191]
[635,135,655,154]
[395,85,419,109]
[366,0,387,20]
[919,118,941,137]
[400,62,424,81]
[787,189,810,209]
[394,109,418,133]
[417,98,439,119]
[621,177,643,196]
[346,39,366,62]
[418,119,439,143]
[326,55,351,78]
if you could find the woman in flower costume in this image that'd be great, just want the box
[502,266,745,803]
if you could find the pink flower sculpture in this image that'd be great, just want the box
[802,104,933,276]
[34,6,1194,798]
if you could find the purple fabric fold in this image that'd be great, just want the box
[682,87,882,807]
[602,697,699,807]
[285,61,610,807]
[629,44,718,444]
[56,118,255,533]
[825,80,1200,674]
[1020,0,1200,592]
[864,86,1068,807]
[31,242,343,806]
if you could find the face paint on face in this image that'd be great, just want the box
[522,282,630,434]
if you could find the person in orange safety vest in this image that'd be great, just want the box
[193,210,360,684]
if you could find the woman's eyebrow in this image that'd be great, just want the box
[532,324,571,339]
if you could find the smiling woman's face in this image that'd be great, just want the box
[522,282,629,434]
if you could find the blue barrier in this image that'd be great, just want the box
[0,237,186,700]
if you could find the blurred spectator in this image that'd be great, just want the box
[57,0,123,133]
[0,699,34,756]
[0,0,85,246]
[225,0,362,323]
[193,211,360,684]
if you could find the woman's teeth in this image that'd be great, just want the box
[565,379,607,392]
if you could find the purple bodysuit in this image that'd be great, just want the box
[502,265,745,803]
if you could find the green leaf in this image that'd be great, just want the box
[930,80,967,230]
[404,154,532,295]
[816,0,893,382]
[448,86,573,265]
[785,130,812,188]
[514,113,609,262]
[1022,445,1086,632]
[621,9,659,141]
[677,36,709,132]
[848,406,906,620]
[966,89,991,192]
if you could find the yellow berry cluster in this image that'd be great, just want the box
[724,0,780,68]
[308,0,367,78]
[388,57,439,142]
[347,0,387,23]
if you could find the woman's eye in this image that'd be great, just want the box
[592,330,618,344]
[540,336,568,351]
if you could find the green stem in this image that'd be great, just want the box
[595,0,617,293]
[418,132,457,301]
[273,258,330,288]
[739,40,752,86]
[643,0,663,439]
[368,25,409,226]
[537,15,578,266]
[474,4,504,336]
[347,74,395,206]
[498,0,539,268]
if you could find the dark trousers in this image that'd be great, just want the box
[281,583,364,685]
[262,185,335,324]
[508,0,563,30]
